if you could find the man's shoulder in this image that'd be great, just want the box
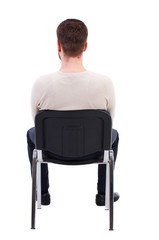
[86,71,113,85]
[35,72,59,82]
[33,72,60,87]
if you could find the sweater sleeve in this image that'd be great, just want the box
[104,77,116,121]
[31,77,44,120]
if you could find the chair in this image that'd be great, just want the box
[31,110,115,230]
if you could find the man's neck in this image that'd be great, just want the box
[59,55,86,73]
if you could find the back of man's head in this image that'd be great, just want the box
[57,19,88,58]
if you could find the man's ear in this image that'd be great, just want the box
[57,41,61,52]
[84,42,88,52]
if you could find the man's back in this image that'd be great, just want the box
[31,71,115,120]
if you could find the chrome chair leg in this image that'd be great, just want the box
[31,150,37,229]
[109,151,114,231]
[37,162,41,209]
[105,163,110,210]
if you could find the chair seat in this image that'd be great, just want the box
[42,151,104,165]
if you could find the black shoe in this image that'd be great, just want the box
[96,192,120,206]
[42,192,51,205]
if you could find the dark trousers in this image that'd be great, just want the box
[27,128,119,193]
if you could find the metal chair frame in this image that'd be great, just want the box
[31,110,114,230]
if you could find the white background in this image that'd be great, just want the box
[0,0,159,239]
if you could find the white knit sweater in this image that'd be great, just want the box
[31,71,115,120]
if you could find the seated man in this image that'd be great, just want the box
[27,19,119,206]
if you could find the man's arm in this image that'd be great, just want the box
[104,77,116,121]
[31,77,45,120]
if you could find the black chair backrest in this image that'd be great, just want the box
[35,110,112,158]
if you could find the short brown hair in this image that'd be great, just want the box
[57,19,88,57]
